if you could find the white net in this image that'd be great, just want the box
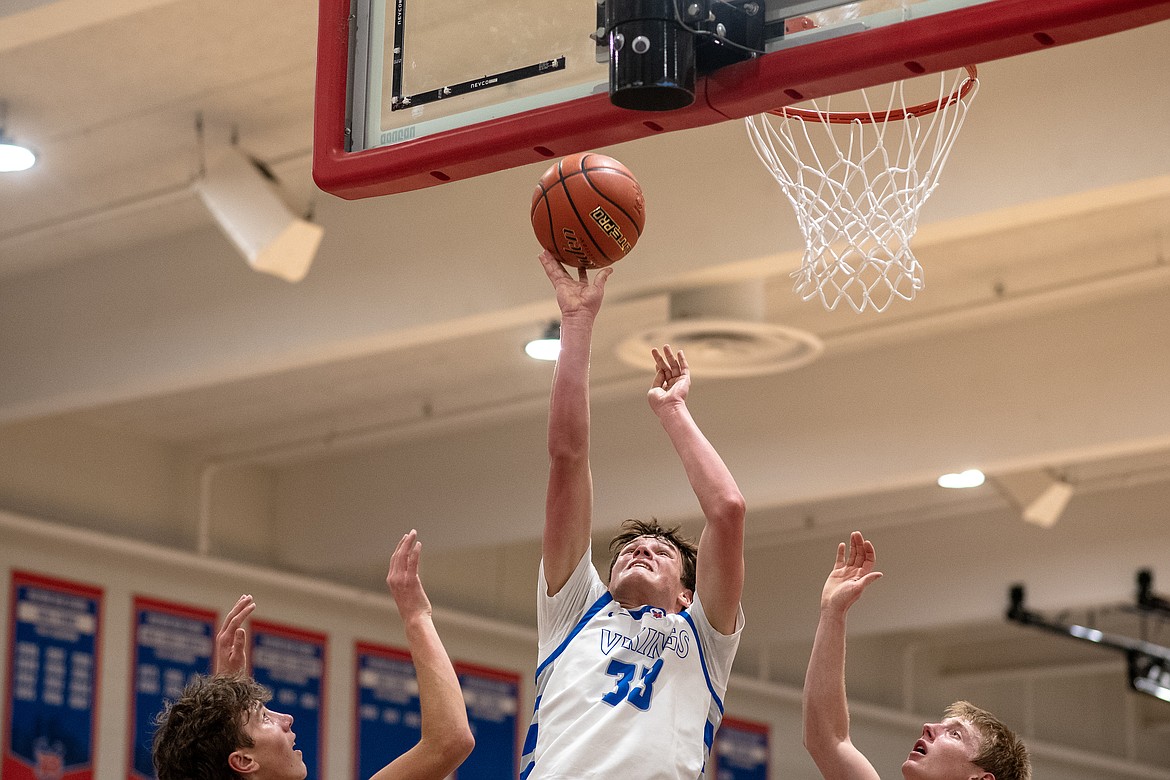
[746,68,978,313]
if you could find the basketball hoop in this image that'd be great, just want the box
[746,66,978,313]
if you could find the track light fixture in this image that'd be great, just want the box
[988,470,1074,528]
[1129,653,1170,703]
[1021,478,1074,528]
[195,143,324,283]
[1008,580,1170,704]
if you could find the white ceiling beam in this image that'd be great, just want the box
[0,0,183,52]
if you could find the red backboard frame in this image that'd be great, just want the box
[313,0,1170,200]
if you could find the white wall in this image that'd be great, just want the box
[4,509,1168,779]
[0,510,534,780]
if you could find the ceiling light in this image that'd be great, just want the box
[525,322,561,361]
[195,145,323,283]
[937,469,985,488]
[1021,479,1074,528]
[0,101,36,172]
[0,139,35,172]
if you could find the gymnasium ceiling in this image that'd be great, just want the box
[2,1,1170,772]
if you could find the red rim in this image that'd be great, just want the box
[771,65,978,124]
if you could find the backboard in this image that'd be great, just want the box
[313,0,1170,200]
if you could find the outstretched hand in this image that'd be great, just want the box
[387,529,432,624]
[214,593,255,676]
[821,531,883,616]
[537,250,612,320]
[647,345,690,414]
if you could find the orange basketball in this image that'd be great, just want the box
[531,152,646,269]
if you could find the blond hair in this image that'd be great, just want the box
[944,700,1030,780]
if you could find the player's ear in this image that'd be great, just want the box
[971,771,994,780]
[229,750,259,775]
[678,589,694,609]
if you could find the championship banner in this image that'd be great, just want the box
[4,570,103,780]
[250,620,327,778]
[127,597,216,780]
[354,642,420,778]
[713,716,770,780]
[453,661,520,780]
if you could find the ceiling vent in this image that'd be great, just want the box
[615,280,823,378]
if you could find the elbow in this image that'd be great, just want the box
[422,727,475,775]
[802,715,847,760]
[450,727,475,765]
[802,727,831,761]
[713,491,746,529]
[548,447,588,471]
[801,727,818,755]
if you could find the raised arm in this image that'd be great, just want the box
[647,346,745,634]
[213,594,255,676]
[372,530,474,780]
[538,251,613,595]
[803,531,884,780]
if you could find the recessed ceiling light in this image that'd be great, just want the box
[937,469,985,488]
[525,322,561,361]
[0,139,35,172]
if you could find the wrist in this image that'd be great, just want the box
[818,603,849,622]
[559,310,597,329]
[401,611,434,633]
[653,399,688,421]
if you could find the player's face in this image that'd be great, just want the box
[902,718,989,780]
[609,535,690,610]
[234,704,307,780]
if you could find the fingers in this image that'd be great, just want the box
[406,537,422,579]
[223,594,255,627]
[388,530,424,587]
[537,251,614,290]
[834,542,847,570]
[839,532,882,581]
[650,345,685,388]
[594,266,614,290]
[389,529,416,576]
[215,594,254,676]
[847,531,864,568]
[538,250,568,280]
[219,595,255,640]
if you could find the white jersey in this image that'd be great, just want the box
[521,549,743,780]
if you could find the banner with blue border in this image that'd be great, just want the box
[250,620,327,778]
[4,570,103,780]
[453,661,520,779]
[354,642,420,778]
[128,597,216,780]
[714,716,770,780]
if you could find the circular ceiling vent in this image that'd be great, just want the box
[615,319,823,378]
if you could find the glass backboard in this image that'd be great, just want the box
[313,0,1170,199]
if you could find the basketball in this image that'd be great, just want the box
[530,152,646,269]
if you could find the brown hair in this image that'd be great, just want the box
[152,674,270,780]
[607,518,698,594]
[944,700,1030,780]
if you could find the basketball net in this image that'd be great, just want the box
[746,67,978,313]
